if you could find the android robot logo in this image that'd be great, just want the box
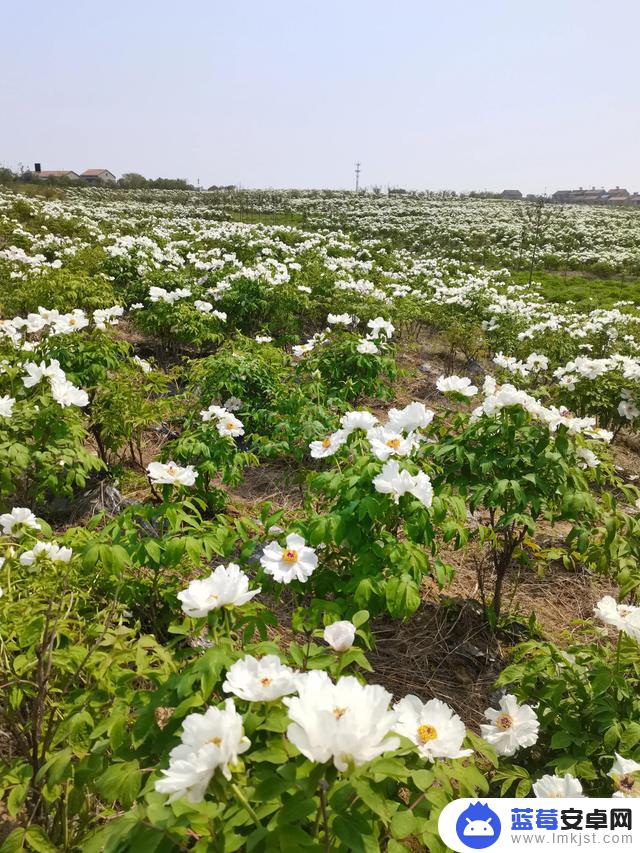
[455,802,501,849]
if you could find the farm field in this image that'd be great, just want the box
[1,187,640,850]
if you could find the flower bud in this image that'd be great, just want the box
[323,620,356,652]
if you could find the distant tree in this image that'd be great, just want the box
[0,167,17,184]
[148,177,194,190]
[118,172,148,189]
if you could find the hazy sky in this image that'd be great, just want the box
[2,0,639,193]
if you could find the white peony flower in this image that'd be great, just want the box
[216,414,244,438]
[367,427,419,461]
[608,753,640,798]
[575,446,600,469]
[0,395,15,418]
[178,562,260,617]
[0,507,41,537]
[618,400,640,420]
[323,621,356,652]
[309,430,347,459]
[283,671,400,771]
[340,410,378,433]
[255,335,273,343]
[223,654,298,701]
[594,596,640,642]
[53,311,89,334]
[327,313,354,325]
[393,695,472,762]
[483,375,497,395]
[50,378,89,408]
[292,342,314,357]
[155,699,250,802]
[410,471,435,508]
[532,773,584,798]
[22,359,65,388]
[223,397,243,412]
[586,427,614,443]
[436,375,478,398]
[480,694,539,756]
[357,339,378,354]
[147,460,198,486]
[37,306,60,323]
[19,541,73,565]
[260,533,317,584]
[201,404,228,422]
[386,402,434,433]
[133,355,152,373]
[373,460,433,508]
[367,317,394,339]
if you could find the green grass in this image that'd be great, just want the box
[510,270,640,308]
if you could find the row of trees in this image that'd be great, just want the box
[0,168,212,191]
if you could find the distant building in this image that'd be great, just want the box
[552,190,573,203]
[552,187,609,205]
[500,189,523,200]
[81,169,116,185]
[35,169,80,180]
[574,187,607,204]
[604,187,630,204]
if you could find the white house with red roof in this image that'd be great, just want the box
[80,168,117,185]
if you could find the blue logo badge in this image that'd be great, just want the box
[455,802,502,849]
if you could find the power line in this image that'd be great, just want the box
[355,161,361,194]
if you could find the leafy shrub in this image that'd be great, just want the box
[0,269,116,316]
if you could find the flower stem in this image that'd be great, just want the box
[230,782,261,827]
[317,778,331,851]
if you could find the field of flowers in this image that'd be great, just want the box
[0,187,639,851]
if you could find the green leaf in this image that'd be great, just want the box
[24,827,58,853]
[351,778,391,823]
[277,793,316,825]
[333,814,371,852]
[384,574,421,619]
[390,809,418,840]
[249,744,289,764]
[94,760,141,807]
[352,609,370,628]
[7,783,28,817]
[550,732,574,749]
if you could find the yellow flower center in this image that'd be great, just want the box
[68,318,77,326]
[322,438,332,448]
[209,736,222,746]
[226,422,235,430]
[260,677,272,687]
[208,593,219,601]
[282,549,299,563]
[617,774,638,793]
[417,724,438,744]
[167,465,177,475]
[386,438,402,449]
[333,707,347,720]
[496,713,514,730]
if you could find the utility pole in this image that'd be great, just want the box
[355,161,361,194]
